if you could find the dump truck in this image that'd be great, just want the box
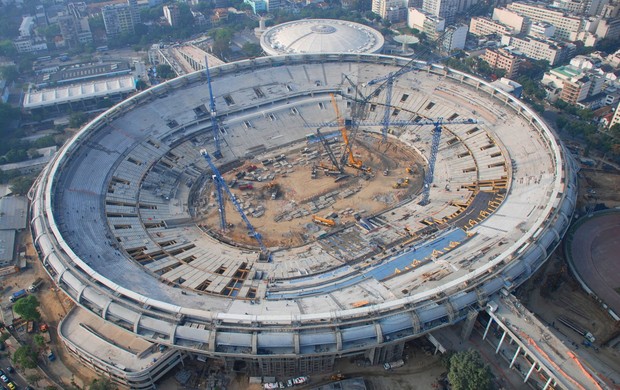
[312,215,336,227]
[27,277,44,293]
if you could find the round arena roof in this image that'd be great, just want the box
[260,19,384,56]
[32,54,576,365]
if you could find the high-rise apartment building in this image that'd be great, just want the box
[373,0,407,21]
[469,16,514,36]
[422,0,477,24]
[506,2,584,41]
[163,4,180,27]
[102,1,137,37]
[501,35,574,65]
[408,8,445,40]
[442,24,467,52]
[492,7,529,33]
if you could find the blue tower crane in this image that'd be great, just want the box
[205,55,223,159]
[304,117,478,206]
[200,149,271,262]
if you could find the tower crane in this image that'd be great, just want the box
[205,55,223,159]
[200,149,271,262]
[307,116,478,205]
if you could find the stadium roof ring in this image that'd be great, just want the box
[31,53,577,366]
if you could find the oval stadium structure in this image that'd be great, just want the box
[30,54,577,378]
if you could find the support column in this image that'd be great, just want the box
[293,332,300,355]
[495,330,507,354]
[524,361,537,382]
[509,346,521,368]
[335,330,342,351]
[482,317,494,340]
[542,377,553,390]
[252,332,257,354]
[460,310,478,340]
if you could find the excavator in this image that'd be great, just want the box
[312,215,336,227]
[329,94,371,173]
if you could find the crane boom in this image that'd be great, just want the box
[200,149,271,261]
[205,55,223,159]
[316,128,342,172]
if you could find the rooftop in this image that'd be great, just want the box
[0,230,15,263]
[0,196,28,231]
[260,19,384,56]
[23,75,136,109]
[60,307,166,372]
[35,61,131,87]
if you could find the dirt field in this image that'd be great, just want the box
[196,134,425,247]
[577,169,620,209]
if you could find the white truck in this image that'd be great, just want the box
[383,359,405,370]
[27,277,44,293]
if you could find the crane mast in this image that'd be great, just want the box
[205,55,223,159]
[200,149,271,262]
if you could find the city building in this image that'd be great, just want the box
[591,17,620,39]
[0,196,28,267]
[260,19,384,56]
[469,16,514,36]
[13,37,47,53]
[244,0,282,13]
[542,64,605,104]
[492,7,529,33]
[482,47,523,78]
[500,35,574,66]
[441,24,467,52]
[422,0,476,24]
[30,53,576,382]
[528,21,556,39]
[22,75,137,115]
[408,8,445,40]
[609,104,620,128]
[552,0,608,16]
[57,2,93,47]
[372,0,408,22]
[507,2,586,43]
[163,4,181,27]
[19,16,35,37]
[102,0,139,37]
[490,77,523,98]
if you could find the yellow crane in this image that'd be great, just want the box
[329,94,371,172]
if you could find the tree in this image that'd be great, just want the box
[12,295,41,321]
[0,66,19,83]
[447,350,493,390]
[155,64,175,79]
[69,111,88,128]
[89,377,116,390]
[33,334,46,349]
[13,345,38,369]
[9,176,35,195]
[242,43,263,58]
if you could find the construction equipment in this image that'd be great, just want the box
[204,55,223,159]
[330,94,371,173]
[200,149,271,261]
[312,215,336,227]
[330,373,345,381]
[393,178,409,189]
[316,128,343,173]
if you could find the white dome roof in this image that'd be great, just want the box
[260,19,384,56]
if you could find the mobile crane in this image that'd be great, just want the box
[200,149,271,261]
